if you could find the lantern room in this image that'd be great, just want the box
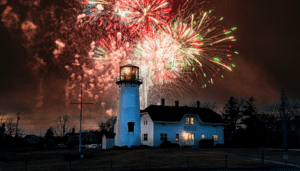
[116,64,142,84]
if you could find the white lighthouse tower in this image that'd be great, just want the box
[115,64,142,147]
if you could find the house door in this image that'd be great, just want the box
[186,133,194,146]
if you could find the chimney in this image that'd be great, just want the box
[197,101,200,108]
[175,101,179,107]
[72,128,75,134]
[161,98,165,106]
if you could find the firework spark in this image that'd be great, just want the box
[115,0,172,34]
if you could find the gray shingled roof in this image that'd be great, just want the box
[141,105,225,124]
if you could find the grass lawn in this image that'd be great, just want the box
[1,147,299,171]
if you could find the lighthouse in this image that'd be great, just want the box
[115,64,142,147]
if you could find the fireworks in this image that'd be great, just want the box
[0,0,239,131]
[158,9,237,88]
[84,0,238,108]
[115,0,172,34]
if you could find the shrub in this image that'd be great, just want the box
[199,139,214,148]
[171,143,180,148]
[160,141,172,148]
[130,145,137,149]
[120,145,128,149]
[113,146,120,149]
[138,145,150,149]
[215,143,224,148]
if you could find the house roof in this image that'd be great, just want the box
[141,105,225,124]
[23,135,37,141]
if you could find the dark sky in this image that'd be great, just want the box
[0,0,300,134]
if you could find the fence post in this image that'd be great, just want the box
[225,154,227,168]
[187,155,189,170]
[149,156,151,170]
[261,150,264,167]
[69,155,71,171]
[111,159,112,171]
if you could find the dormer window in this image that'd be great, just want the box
[128,122,134,132]
[186,117,194,125]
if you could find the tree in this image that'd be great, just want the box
[222,97,243,136]
[241,97,258,131]
[98,116,115,133]
[5,118,16,137]
[45,127,55,139]
[242,97,257,116]
[53,115,71,137]
[261,100,300,121]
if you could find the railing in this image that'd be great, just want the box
[116,76,142,83]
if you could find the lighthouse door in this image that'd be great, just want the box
[186,133,194,146]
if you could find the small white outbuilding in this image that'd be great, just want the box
[102,132,115,149]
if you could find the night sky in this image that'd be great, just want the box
[0,0,299,135]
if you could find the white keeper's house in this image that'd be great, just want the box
[106,64,226,149]
[139,99,226,147]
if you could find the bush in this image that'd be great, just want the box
[130,145,138,149]
[120,145,128,149]
[138,145,150,149]
[214,143,224,148]
[171,143,180,148]
[199,139,214,148]
[113,146,120,149]
[160,141,172,148]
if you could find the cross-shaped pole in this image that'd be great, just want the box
[70,78,93,153]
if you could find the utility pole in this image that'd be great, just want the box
[281,89,288,152]
[15,112,20,142]
[70,74,93,153]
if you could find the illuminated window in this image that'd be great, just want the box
[212,135,218,142]
[202,134,205,140]
[160,133,167,141]
[186,117,194,125]
[190,118,194,125]
[144,134,148,141]
[128,122,134,132]
[176,134,179,141]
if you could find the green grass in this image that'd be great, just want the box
[1,147,299,171]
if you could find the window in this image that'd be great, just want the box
[128,122,134,132]
[212,135,218,142]
[186,117,194,125]
[144,120,147,125]
[144,134,148,141]
[176,134,179,141]
[202,134,205,140]
[190,118,194,125]
[160,133,167,141]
